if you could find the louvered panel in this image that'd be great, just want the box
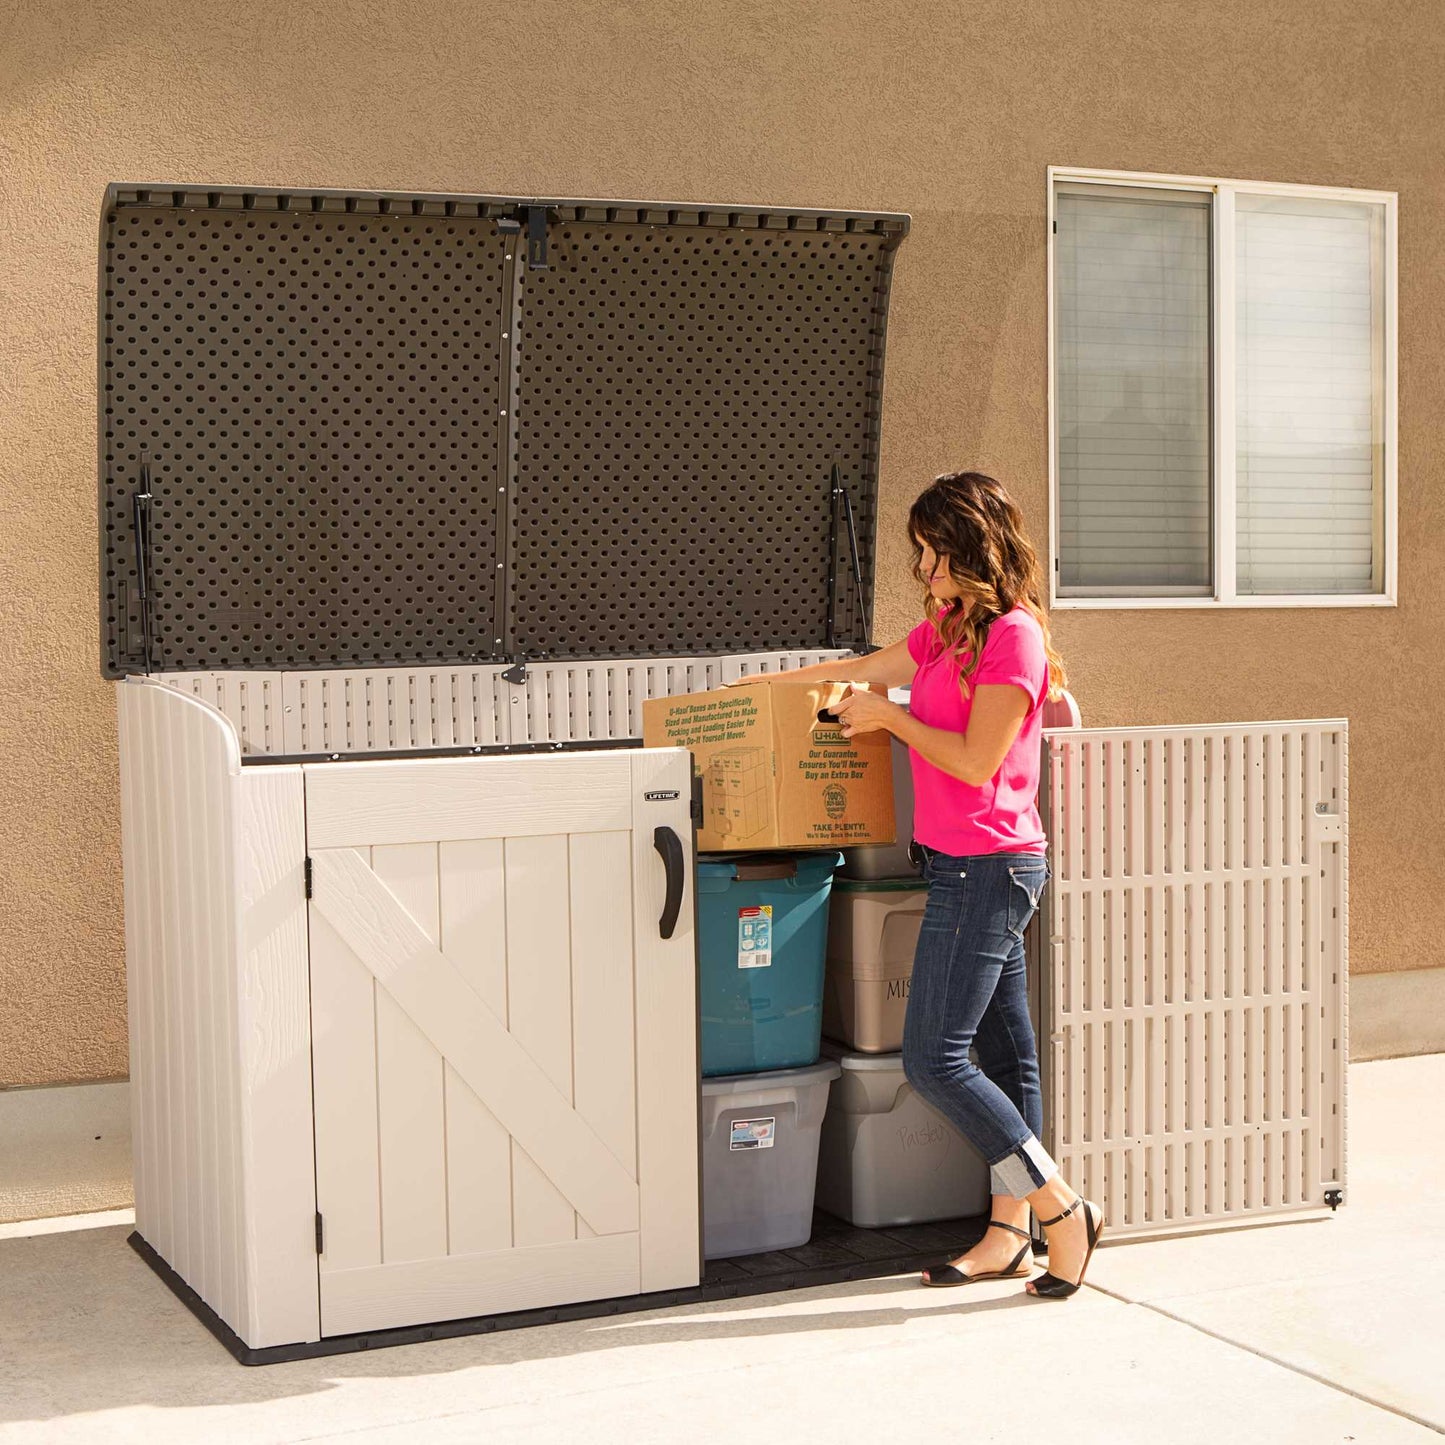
[160,672,283,755]
[719,649,849,681]
[509,651,849,744]
[1041,721,1347,1240]
[175,650,851,756]
[282,668,513,755]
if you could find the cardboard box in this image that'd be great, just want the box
[642,680,897,852]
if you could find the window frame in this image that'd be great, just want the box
[1047,166,1399,610]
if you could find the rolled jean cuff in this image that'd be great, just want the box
[988,1135,1059,1198]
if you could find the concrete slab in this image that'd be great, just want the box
[0,1231,1434,1445]
[1081,1053,1445,1433]
[0,1083,132,1225]
[315,1326,1439,1445]
[1156,1273,1445,1431]
[0,1055,1440,1444]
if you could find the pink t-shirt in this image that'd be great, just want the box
[905,606,1048,856]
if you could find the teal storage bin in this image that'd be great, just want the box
[696,851,842,1077]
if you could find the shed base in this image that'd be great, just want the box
[131,1211,1032,1366]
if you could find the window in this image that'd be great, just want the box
[1049,169,1396,607]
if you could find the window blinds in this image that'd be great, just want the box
[1235,194,1385,595]
[1055,186,1212,595]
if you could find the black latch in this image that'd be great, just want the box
[526,206,549,270]
[304,856,313,899]
[1324,1187,1344,1211]
[829,462,873,654]
[315,1211,324,1254]
[501,655,529,685]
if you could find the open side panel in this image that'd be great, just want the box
[1040,721,1348,1239]
[304,749,699,1336]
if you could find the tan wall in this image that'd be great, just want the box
[2,0,1441,1087]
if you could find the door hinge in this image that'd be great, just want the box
[690,774,704,829]
[304,856,313,899]
[315,1211,324,1254]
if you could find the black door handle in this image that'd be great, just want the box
[653,826,685,940]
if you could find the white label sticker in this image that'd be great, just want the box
[738,904,773,969]
[729,1116,776,1150]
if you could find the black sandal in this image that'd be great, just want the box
[1025,1195,1104,1300]
[920,1220,1034,1287]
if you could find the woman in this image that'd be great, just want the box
[778,470,1103,1300]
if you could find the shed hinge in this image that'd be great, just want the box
[315,1211,324,1254]
[304,856,313,899]
[526,205,550,269]
[691,774,704,829]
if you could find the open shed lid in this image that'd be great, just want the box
[98,184,908,676]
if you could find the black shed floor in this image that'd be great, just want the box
[133,1210,1042,1367]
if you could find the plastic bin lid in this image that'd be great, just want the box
[819,1038,908,1072]
[831,876,928,894]
[697,851,843,883]
[700,1059,842,1096]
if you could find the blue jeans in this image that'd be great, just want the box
[901,848,1060,1200]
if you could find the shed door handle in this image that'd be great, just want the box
[653,826,685,940]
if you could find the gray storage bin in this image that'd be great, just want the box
[699,1059,841,1259]
[815,1040,989,1228]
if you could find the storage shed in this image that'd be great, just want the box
[105,184,1347,1364]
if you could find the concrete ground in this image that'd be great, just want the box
[0,1054,1440,1445]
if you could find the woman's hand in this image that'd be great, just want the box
[828,687,904,739]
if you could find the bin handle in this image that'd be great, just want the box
[653,826,685,940]
[731,859,798,882]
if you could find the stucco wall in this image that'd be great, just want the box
[2,0,1441,1086]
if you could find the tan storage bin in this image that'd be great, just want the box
[822,877,928,1054]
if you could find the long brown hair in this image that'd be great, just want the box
[907,471,1067,701]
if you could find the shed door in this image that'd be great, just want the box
[302,749,699,1336]
[1039,722,1347,1240]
